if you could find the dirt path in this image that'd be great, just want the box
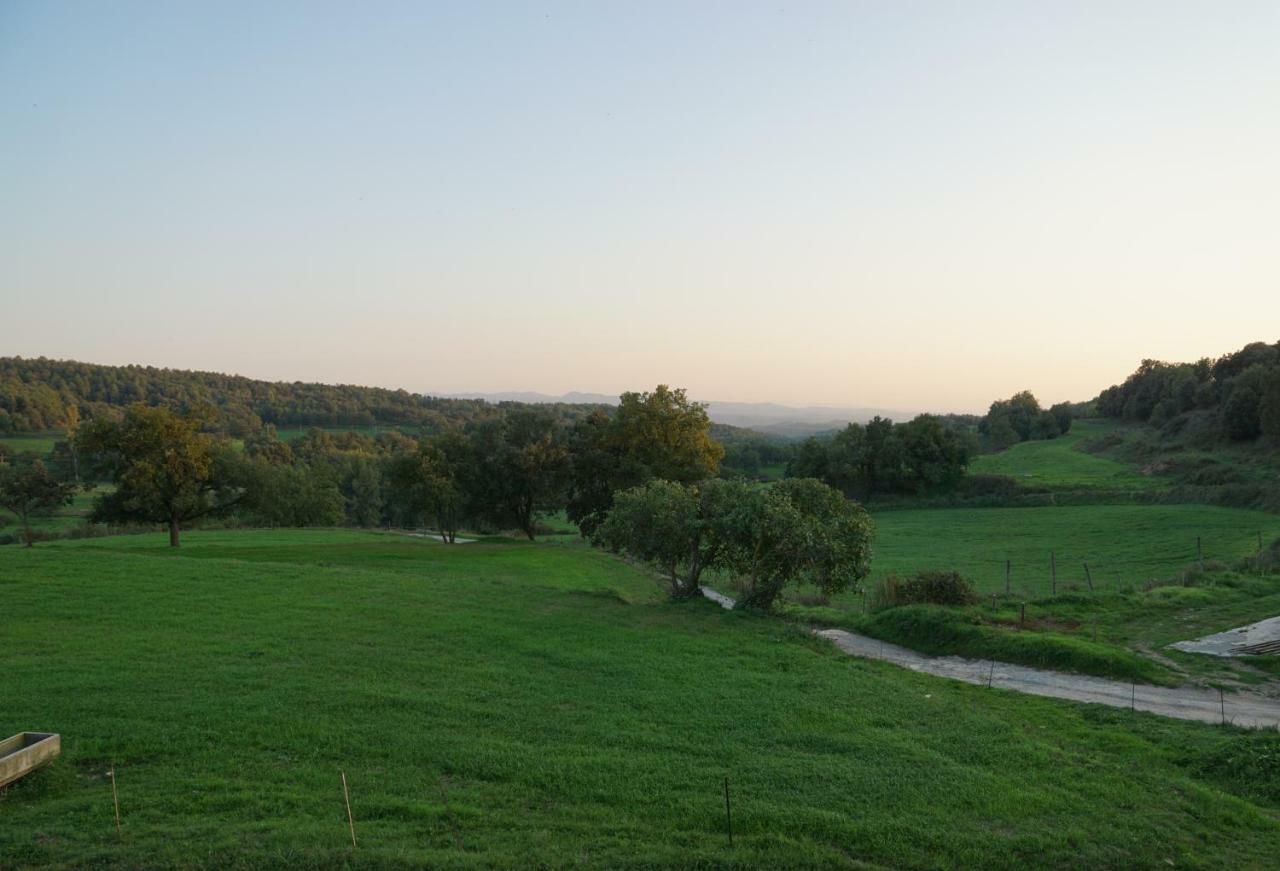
[396,531,477,544]
[699,587,1280,729]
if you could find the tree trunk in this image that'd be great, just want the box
[168,517,181,548]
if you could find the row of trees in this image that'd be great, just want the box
[785,415,974,497]
[1095,341,1280,442]
[978,391,1072,449]
[43,387,722,549]
[23,386,870,612]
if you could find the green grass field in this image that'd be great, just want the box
[969,419,1160,491]
[272,425,418,442]
[4,530,1280,867]
[0,433,60,457]
[857,504,1280,598]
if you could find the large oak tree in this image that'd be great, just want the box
[76,404,244,547]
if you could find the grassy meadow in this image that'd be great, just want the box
[4,529,1280,868]
[968,419,1160,491]
[0,432,60,457]
[856,504,1280,598]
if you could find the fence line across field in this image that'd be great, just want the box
[884,533,1272,597]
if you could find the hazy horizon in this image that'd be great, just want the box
[4,2,1278,412]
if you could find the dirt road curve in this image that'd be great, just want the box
[699,587,1280,729]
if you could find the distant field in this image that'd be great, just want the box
[4,529,1279,867]
[969,419,1159,491]
[853,504,1280,598]
[0,432,60,456]
[273,424,418,442]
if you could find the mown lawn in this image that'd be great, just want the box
[3,529,1280,868]
[969,419,1161,491]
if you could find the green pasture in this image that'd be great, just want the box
[969,419,1160,491]
[854,504,1280,599]
[4,530,1279,867]
[273,425,417,442]
[0,432,60,457]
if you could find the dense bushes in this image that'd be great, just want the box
[867,570,980,611]
[978,391,1073,449]
[787,414,974,498]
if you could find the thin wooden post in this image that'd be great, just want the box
[1220,689,1226,725]
[110,763,122,837]
[1197,536,1203,569]
[1083,561,1093,592]
[1005,559,1011,595]
[341,770,357,848]
[723,776,733,846]
[1050,551,1057,596]
[1019,602,1026,629]
[987,661,995,688]
[991,593,997,610]
[1131,683,1136,711]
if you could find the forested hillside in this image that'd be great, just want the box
[0,357,610,435]
[1095,340,1280,443]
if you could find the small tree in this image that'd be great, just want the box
[388,438,467,542]
[76,404,243,547]
[0,458,75,547]
[725,478,874,610]
[597,479,701,597]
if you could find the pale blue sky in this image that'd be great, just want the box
[3,1,1277,411]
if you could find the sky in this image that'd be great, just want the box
[2,1,1277,413]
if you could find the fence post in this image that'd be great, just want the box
[1197,536,1203,570]
[1050,551,1057,596]
[1083,561,1093,592]
[723,776,733,846]
[1005,559,1011,595]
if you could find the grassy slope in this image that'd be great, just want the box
[3,530,1280,868]
[968,419,1160,491]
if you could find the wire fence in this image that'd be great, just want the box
[875,533,1274,599]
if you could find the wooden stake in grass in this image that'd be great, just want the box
[110,763,122,837]
[1131,683,1136,711]
[723,776,733,847]
[1019,602,1026,630]
[341,770,357,848]
[1220,689,1226,726]
[1050,551,1057,596]
[987,661,995,688]
[1083,561,1093,592]
[1197,536,1203,570]
[1005,559,1011,596]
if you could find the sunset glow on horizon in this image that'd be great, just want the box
[3,1,1277,413]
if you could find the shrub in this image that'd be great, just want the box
[868,570,980,611]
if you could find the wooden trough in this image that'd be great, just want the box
[0,732,60,788]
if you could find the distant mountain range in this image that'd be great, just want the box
[446,391,912,439]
